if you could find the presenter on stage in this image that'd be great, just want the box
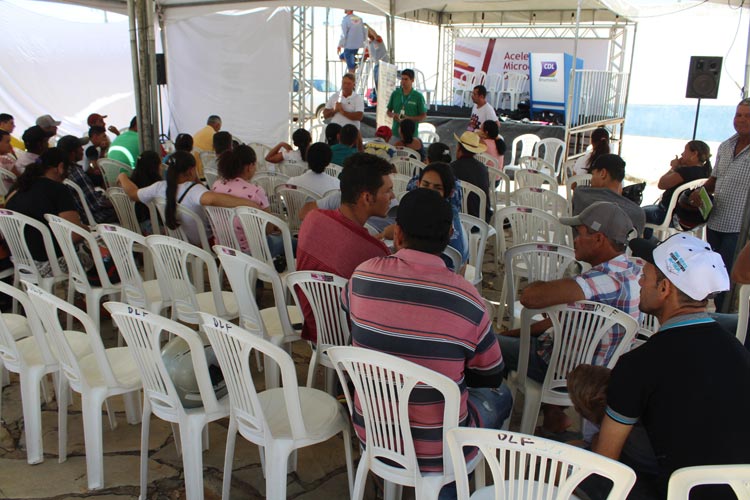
[337,10,367,74]
[386,68,428,138]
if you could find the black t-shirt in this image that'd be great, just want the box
[660,164,712,208]
[607,319,750,499]
[450,156,491,222]
[6,177,78,261]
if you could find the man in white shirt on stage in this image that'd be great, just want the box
[323,73,365,129]
[468,85,499,133]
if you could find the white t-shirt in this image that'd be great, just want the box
[325,91,365,129]
[468,103,499,132]
[572,151,592,176]
[137,180,209,246]
[287,170,340,197]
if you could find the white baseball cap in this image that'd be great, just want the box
[629,233,729,301]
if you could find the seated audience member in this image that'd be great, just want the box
[296,153,393,342]
[583,234,750,500]
[212,131,233,158]
[363,125,396,158]
[58,135,117,224]
[451,131,491,223]
[498,202,642,432]
[287,142,340,196]
[480,120,506,168]
[427,141,453,164]
[0,113,24,151]
[193,115,221,178]
[164,133,193,165]
[108,116,140,169]
[117,151,262,246]
[642,140,712,238]
[5,148,85,276]
[394,118,425,161]
[572,127,610,177]
[87,112,119,136]
[81,126,110,173]
[330,124,360,166]
[324,123,341,146]
[129,151,163,232]
[343,188,512,485]
[266,128,312,166]
[572,153,646,236]
[15,126,49,174]
[36,114,60,138]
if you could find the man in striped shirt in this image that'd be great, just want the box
[343,188,512,478]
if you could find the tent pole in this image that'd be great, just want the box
[127,0,144,152]
[387,0,395,64]
[564,0,582,142]
[145,0,160,150]
[744,18,750,98]
[435,18,442,107]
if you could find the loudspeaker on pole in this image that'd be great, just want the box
[685,56,722,99]
[156,53,167,86]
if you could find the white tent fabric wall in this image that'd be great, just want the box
[164,7,291,145]
[0,0,135,137]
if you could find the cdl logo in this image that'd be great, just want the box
[540,61,557,77]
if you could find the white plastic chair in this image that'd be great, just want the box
[199,313,354,500]
[63,178,100,229]
[146,234,238,325]
[736,283,750,346]
[442,245,462,273]
[327,346,483,500]
[280,161,307,178]
[213,245,302,388]
[98,158,131,189]
[459,180,487,220]
[667,464,750,500]
[495,205,569,264]
[26,284,141,490]
[0,209,70,312]
[204,206,241,250]
[507,133,540,168]
[498,243,576,330]
[533,137,566,180]
[150,196,212,253]
[203,163,219,189]
[633,312,660,349]
[97,224,168,315]
[566,173,592,200]
[393,146,420,160]
[105,302,228,500]
[511,187,571,218]
[453,71,473,107]
[518,156,556,177]
[497,71,529,111]
[324,163,343,178]
[485,72,504,111]
[447,427,636,500]
[0,168,17,196]
[107,187,141,233]
[460,213,489,291]
[0,281,91,465]
[235,206,296,274]
[514,169,560,191]
[419,130,440,145]
[252,172,289,217]
[286,271,350,393]
[517,301,639,434]
[274,183,320,235]
[46,214,121,332]
[391,173,411,196]
[391,157,424,177]
[247,142,271,172]
[644,178,706,241]
[487,165,511,209]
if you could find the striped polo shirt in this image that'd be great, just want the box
[343,248,504,472]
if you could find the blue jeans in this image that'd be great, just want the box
[438,385,513,500]
[642,205,667,240]
[497,334,548,383]
[706,229,739,310]
[339,48,358,71]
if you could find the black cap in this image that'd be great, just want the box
[628,238,657,264]
[56,135,87,153]
[396,188,453,241]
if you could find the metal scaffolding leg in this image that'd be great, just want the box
[290,6,315,136]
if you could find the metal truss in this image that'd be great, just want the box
[290,6,314,136]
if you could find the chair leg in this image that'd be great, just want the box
[520,384,543,435]
[58,376,69,463]
[81,393,106,489]
[123,390,142,425]
[264,444,294,500]
[351,460,369,500]
[341,418,355,497]
[171,423,182,457]
[139,401,152,500]
[384,481,402,500]
[179,422,207,500]
[19,369,44,464]
[222,417,238,500]
[305,348,319,388]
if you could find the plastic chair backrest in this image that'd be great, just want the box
[447,427,637,500]
[391,173,411,195]
[246,143,270,172]
[645,178,706,238]
[511,187,570,218]
[418,130,440,144]
[475,152,500,171]
[107,187,142,234]
[533,137,566,177]
[146,234,230,324]
[503,243,576,313]
[280,162,307,178]
[393,147,420,160]
[204,206,241,250]
[25,282,116,392]
[459,212,489,273]
[63,179,98,228]
[203,163,219,189]
[509,133,540,166]
[325,164,343,178]
[0,209,66,287]
[106,302,224,422]
[515,169,559,190]
[235,206,296,273]
[441,246,462,273]
[252,172,289,217]
[487,165,511,208]
[736,284,750,345]
[151,196,212,252]
[199,312,307,440]
[566,173,592,200]
[46,214,116,292]
[274,184,320,234]
[495,205,568,259]
[391,157,423,178]
[633,313,660,349]
[199,150,216,170]
[327,346,459,479]
[286,271,350,351]
[459,180,487,220]
[98,158,130,189]
[0,281,54,369]
[518,301,639,398]
[518,156,556,177]
[0,168,17,196]
[213,245,296,340]
[667,464,750,500]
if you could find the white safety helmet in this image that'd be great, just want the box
[161,337,227,408]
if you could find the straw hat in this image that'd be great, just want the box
[453,131,487,154]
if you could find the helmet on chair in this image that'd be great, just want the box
[161,337,227,408]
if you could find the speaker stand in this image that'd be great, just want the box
[692,98,702,140]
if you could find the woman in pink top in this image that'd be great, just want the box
[480,120,506,169]
[212,145,270,252]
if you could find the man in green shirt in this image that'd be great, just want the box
[108,116,140,169]
[386,68,427,138]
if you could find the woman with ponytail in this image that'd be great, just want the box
[480,120,506,168]
[118,150,262,246]
[265,128,312,166]
[572,127,610,176]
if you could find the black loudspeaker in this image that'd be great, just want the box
[685,56,722,99]
[155,53,167,85]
